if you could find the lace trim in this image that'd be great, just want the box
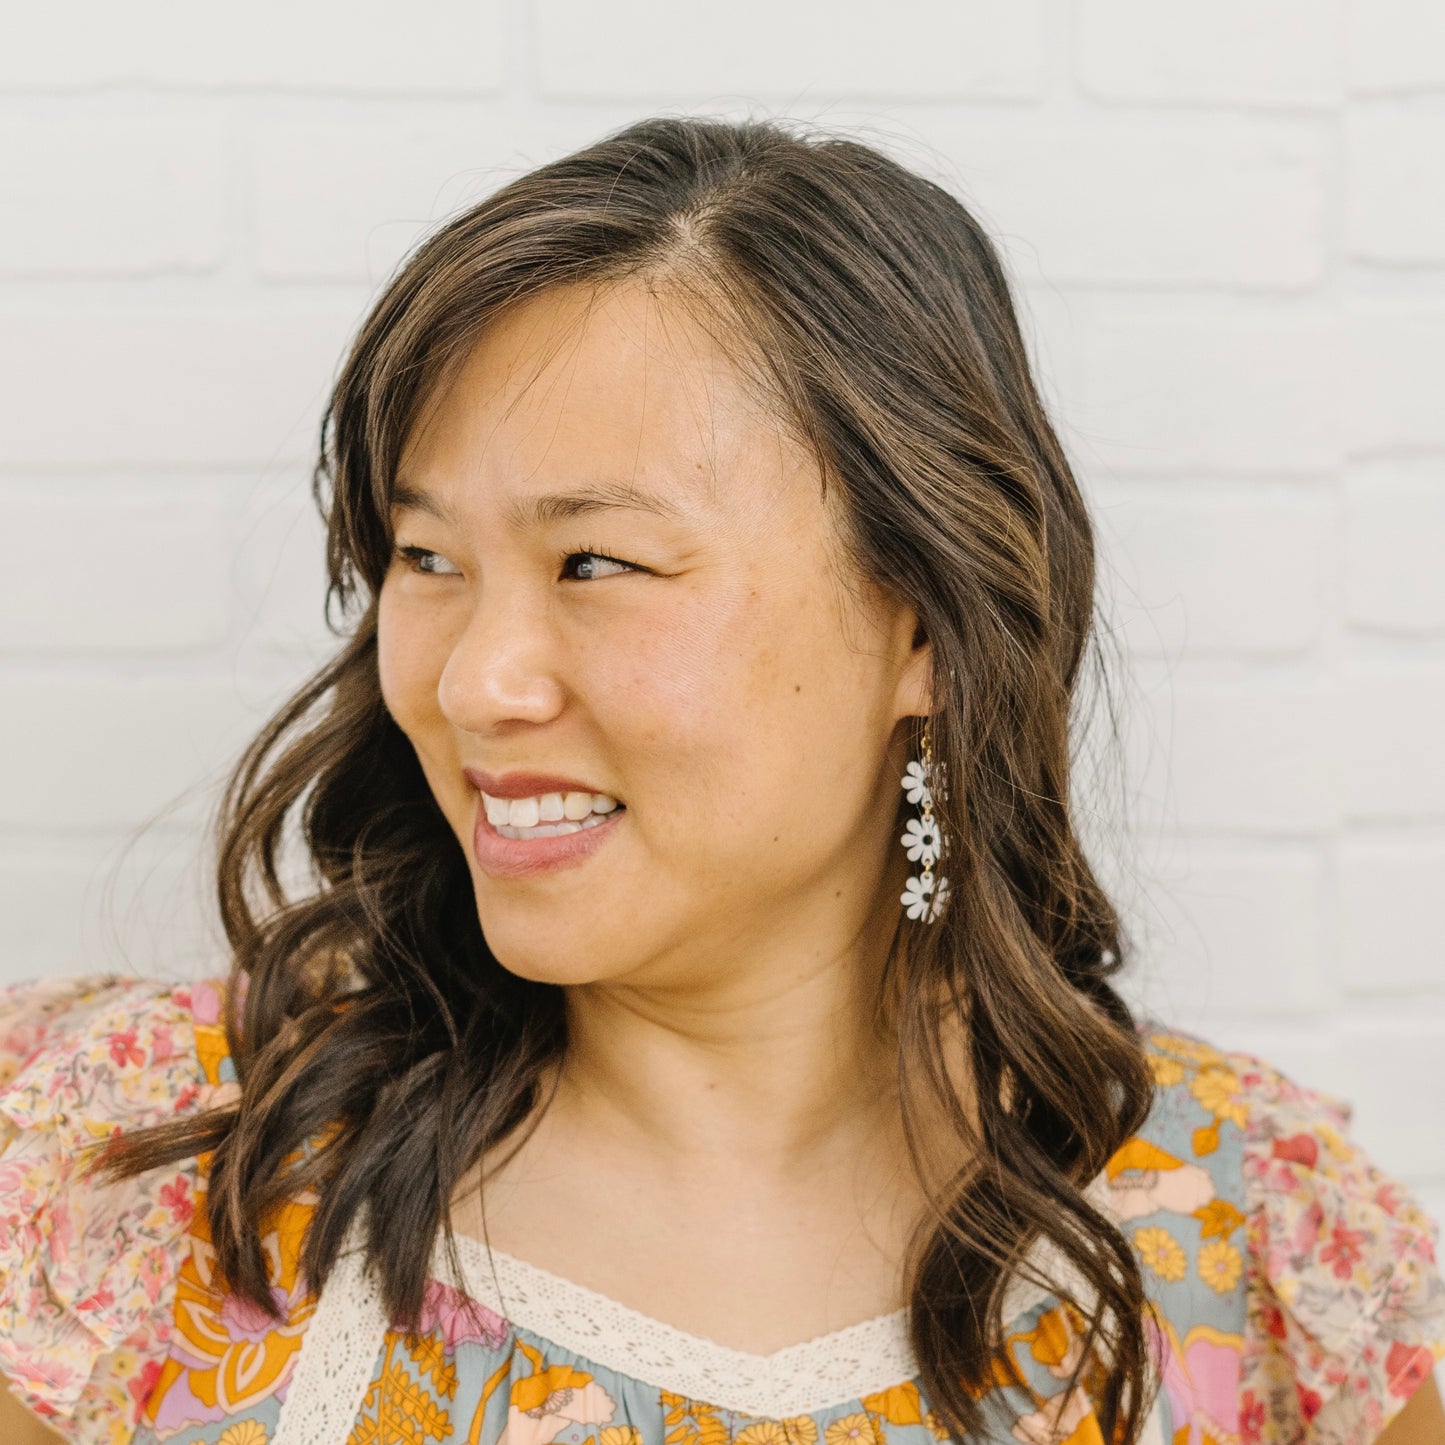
[272,1238,389,1445]
[439,1232,910,1417]
[432,1168,1117,1418]
[276,1170,1121,1435]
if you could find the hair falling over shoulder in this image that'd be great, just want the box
[101,114,1159,1444]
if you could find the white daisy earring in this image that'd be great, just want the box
[900,720,950,923]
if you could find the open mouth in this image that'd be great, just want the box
[480,789,624,840]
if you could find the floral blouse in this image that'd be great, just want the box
[3,976,1444,1445]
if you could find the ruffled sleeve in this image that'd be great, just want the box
[0,973,232,1443]
[1235,1048,1445,1445]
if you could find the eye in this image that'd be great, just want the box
[561,550,637,581]
[394,543,461,576]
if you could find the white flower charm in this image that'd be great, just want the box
[901,816,940,865]
[900,724,949,924]
[902,759,932,807]
[901,872,936,920]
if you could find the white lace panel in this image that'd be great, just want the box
[440,1231,917,1418]
[273,1167,1125,1441]
[272,1236,390,1445]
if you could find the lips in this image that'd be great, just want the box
[465,767,625,880]
[463,767,612,799]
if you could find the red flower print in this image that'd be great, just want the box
[76,1282,116,1314]
[1239,1389,1265,1443]
[128,1357,163,1419]
[1297,1385,1323,1421]
[1320,1222,1368,1280]
[159,1175,194,1225]
[1271,1133,1318,1169]
[1385,1341,1435,1398]
[108,1027,145,1068]
[1259,1298,1286,1340]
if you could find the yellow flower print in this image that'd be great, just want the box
[739,1426,792,1445]
[1147,1032,1228,1069]
[1147,1054,1186,1088]
[598,1430,643,1445]
[783,1419,820,1445]
[218,1423,269,1445]
[1132,1226,1187,1283]
[825,1414,878,1445]
[738,1425,790,1445]
[1192,1198,1246,1241]
[660,1394,729,1445]
[861,1384,923,1427]
[1197,1239,1243,1294]
[1190,1068,1247,1129]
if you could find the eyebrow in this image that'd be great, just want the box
[390,479,685,528]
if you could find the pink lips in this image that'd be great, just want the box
[464,767,625,880]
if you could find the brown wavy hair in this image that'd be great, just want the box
[104,113,1159,1443]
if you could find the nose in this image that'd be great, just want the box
[435,589,566,734]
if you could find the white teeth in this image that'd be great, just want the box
[562,791,593,821]
[480,788,623,837]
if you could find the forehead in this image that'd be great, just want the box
[394,280,810,520]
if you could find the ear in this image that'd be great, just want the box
[892,610,937,723]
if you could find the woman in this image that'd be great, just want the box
[2,115,1441,1445]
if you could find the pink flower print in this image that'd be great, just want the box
[1147,1311,1242,1445]
[219,1290,281,1345]
[159,1174,195,1226]
[1106,1160,1215,1222]
[151,1023,176,1062]
[190,979,224,1026]
[1010,1384,1094,1445]
[1319,1222,1368,1280]
[23,1353,81,1396]
[499,1380,617,1445]
[139,1247,171,1305]
[1290,1200,1323,1258]
[412,1278,510,1351]
[108,1027,145,1069]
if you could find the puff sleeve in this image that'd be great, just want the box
[0,973,229,1443]
[1235,1048,1445,1445]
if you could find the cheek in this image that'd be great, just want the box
[376,589,449,736]
[586,569,866,815]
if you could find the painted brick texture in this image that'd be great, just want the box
[2,5,1441,1210]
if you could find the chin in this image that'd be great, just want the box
[472,897,632,988]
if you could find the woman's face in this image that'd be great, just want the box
[378,280,932,990]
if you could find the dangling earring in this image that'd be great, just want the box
[900,720,949,923]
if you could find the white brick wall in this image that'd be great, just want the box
[2,6,1442,1221]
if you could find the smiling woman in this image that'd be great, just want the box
[3,115,1444,1445]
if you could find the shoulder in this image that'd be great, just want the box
[0,972,236,1442]
[1116,1023,1445,1445]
